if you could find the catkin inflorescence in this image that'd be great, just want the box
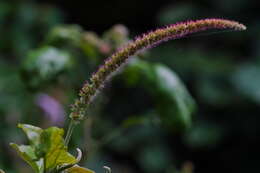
[70,18,246,121]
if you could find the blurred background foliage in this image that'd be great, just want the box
[0,0,259,173]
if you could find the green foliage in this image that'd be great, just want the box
[124,59,196,130]
[10,144,43,173]
[0,62,29,111]
[0,1,63,58]
[66,165,95,173]
[38,127,77,171]
[0,1,254,173]
[137,144,172,173]
[10,124,79,173]
[22,46,73,88]
[18,124,43,146]
[45,25,83,47]
[183,122,223,148]
[232,64,260,103]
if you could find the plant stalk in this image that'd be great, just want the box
[64,120,76,146]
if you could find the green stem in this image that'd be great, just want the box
[64,120,76,146]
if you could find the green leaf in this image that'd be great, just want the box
[11,125,77,173]
[153,64,196,131]
[10,143,44,173]
[124,59,196,131]
[65,165,95,173]
[39,127,77,172]
[18,124,43,146]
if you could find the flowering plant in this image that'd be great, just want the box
[1,18,245,173]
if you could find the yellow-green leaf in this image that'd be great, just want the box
[0,169,5,173]
[18,124,43,146]
[40,127,77,172]
[66,165,95,173]
[10,143,44,173]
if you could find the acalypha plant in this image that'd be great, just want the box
[0,18,246,173]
